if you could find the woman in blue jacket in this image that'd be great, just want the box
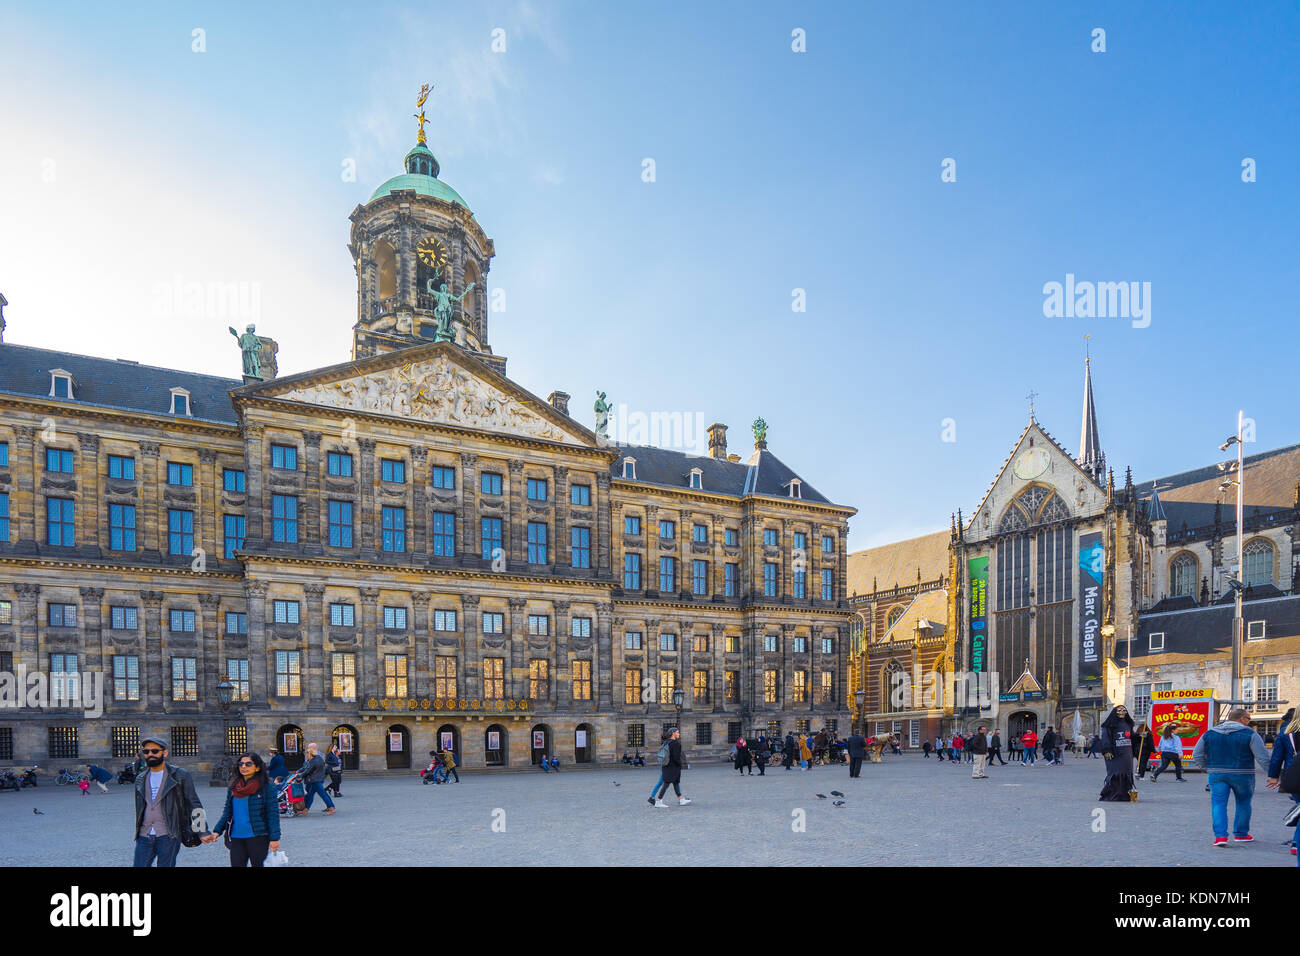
[1267,708,1298,857]
[203,752,282,866]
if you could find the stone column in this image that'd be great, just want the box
[553,599,571,711]
[244,581,269,705]
[140,441,161,556]
[410,446,428,559]
[461,594,481,698]
[240,426,264,545]
[302,432,323,556]
[303,583,326,707]
[780,518,791,603]
[358,439,377,560]
[77,432,100,554]
[810,624,821,714]
[595,601,613,710]
[198,448,218,565]
[507,597,526,699]
[683,621,695,716]
[711,622,726,713]
[79,587,105,680]
[646,617,660,707]
[555,467,570,576]
[459,453,478,560]
[13,583,39,679]
[359,586,380,702]
[838,523,849,605]
[712,515,726,596]
[198,592,221,704]
[507,459,525,569]
[596,474,612,572]
[140,590,165,709]
[13,426,36,549]
[646,506,660,594]
[411,589,431,698]
[782,623,795,718]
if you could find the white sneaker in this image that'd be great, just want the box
[654,798,668,807]
[679,797,692,805]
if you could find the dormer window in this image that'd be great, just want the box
[622,458,637,480]
[689,468,703,490]
[787,479,802,499]
[169,388,191,416]
[48,369,75,400]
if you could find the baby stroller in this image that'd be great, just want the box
[276,771,305,817]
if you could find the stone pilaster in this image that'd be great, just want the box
[303,583,326,706]
[596,473,611,572]
[239,426,263,545]
[79,587,105,677]
[461,593,481,699]
[411,589,431,698]
[359,586,380,702]
[507,597,526,700]
[140,590,165,709]
[782,623,795,715]
[646,505,660,595]
[711,622,726,713]
[410,445,428,558]
[198,448,218,565]
[13,426,36,548]
[77,432,100,553]
[244,581,268,704]
[358,439,377,560]
[13,583,39,679]
[595,601,613,710]
[140,441,161,555]
[302,432,322,555]
[507,459,525,569]
[553,599,571,710]
[459,453,477,560]
[198,592,222,704]
[554,466,570,576]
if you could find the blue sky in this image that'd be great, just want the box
[2,1,1297,548]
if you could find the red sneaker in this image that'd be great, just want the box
[1232,834,1254,842]
[1212,837,1228,847]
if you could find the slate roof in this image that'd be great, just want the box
[847,529,950,596]
[608,442,841,505]
[1137,443,1300,530]
[880,588,949,643]
[0,343,241,424]
[1116,594,1300,666]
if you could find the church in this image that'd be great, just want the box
[0,102,856,773]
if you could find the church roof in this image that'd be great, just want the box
[1117,593,1300,667]
[847,529,949,596]
[1136,443,1300,530]
[1078,358,1103,478]
[609,442,843,507]
[0,342,241,424]
[368,172,469,208]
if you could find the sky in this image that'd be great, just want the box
[2,1,1297,549]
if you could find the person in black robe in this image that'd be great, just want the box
[734,737,752,775]
[1098,705,1138,801]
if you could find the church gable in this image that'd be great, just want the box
[242,344,593,446]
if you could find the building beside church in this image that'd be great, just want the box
[0,110,855,773]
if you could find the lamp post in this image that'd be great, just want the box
[855,690,866,737]
[1219,413,1246,702]
[211,674,239,787]
[672,687,684,731]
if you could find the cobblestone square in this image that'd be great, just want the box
[3,755,1295,867]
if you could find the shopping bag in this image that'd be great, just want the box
[265,849,290,867]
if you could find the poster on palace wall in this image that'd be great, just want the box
[1077,531,1104,684]
[440,731,454,752]
[336,732,353,753]
[533,731,546,750]
[389,732,403,752]
[968,556,988,673]
[1149,688,1213,760]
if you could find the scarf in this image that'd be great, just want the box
[232,776,262,799]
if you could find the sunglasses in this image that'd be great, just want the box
[141,748,163,755]
[238,760,255,767]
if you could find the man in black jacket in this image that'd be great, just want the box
[133,734,202,867]
[299,743,336,815]
[988,730,1005,765]
[846,732,867,778]
[968,726,990,779]
[783,733,797,771]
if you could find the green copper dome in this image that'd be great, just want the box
[367,143,470,209]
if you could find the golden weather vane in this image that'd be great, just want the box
[414,82,433,146]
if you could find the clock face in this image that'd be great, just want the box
[1013,448,1051,480]
[416,236,449,274]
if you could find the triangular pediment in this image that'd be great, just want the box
[237,342,594,446]
[1007,669,1043,694]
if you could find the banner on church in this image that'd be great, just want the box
[1078,531,1104,684]
[968,556,989,673]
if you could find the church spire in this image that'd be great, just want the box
[1078,345,1105,483]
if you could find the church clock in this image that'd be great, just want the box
[416,236,449,276]
[1013,448,1051,480]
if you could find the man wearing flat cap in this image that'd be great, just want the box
[132,733,203,867]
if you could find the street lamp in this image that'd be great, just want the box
[1219,412,1246,702]
[211,674,239,786]
[855,690,866,737]
[672,686,684,729]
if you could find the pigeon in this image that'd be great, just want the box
[611,781,621,787]
[33,808,44,815]
[832,800,846,807]
[830,790,844,797]
[815,793,827,799]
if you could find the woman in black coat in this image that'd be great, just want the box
[203,752,282,866]
[654,728,691,806]
[1098,706,1138,802]
[734,737,752,775]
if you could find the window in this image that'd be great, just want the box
[109,504,136,551]
[0,493,8,541]
[763,528,777,547]
[170,390,190,415]
[275,650,302,696]
[693,632,709,653]
[384,655,408,697]
[529,659,549,699]
[1247,620,1266,640]
[225,725,248,756]
[572,660,592,701]
[763,562,778,597]
[623,553,642,589]
[1243,539,1275,587]
[624,668,642,704]
[659,669,677,704]
[527,522,548,564]
[168,609,196,633]
[625,631,643,650]
[822,534,834,554]
[570,483,590,505]
[433,609,457,631]
[48,727,79,759]
[694,669,709,702]
[764,633,777,653]
[224,514,246,557]
[0,442,7,466]
[692,559,708,595]
[659,519,676,540]
[1169,552,1197,596]
[660,632,678,651]
[431,465,455,488]
[170,726,198,757]
[270,444,298,470]
[788,480,802,499]
[1255,674,1279,707]
[764,669,778,704]
[480,472,503,495]
[622,459,636,480]
[571,616,592,638]
[726,634,740,654]
[109,606,138,630]
[167,509,194,556]
[482,612,504,634]
[483,658,505,699]
[329,603,355,627]
[570,526,592,568]
[171,657,197,701]
[624,515,641,535]
[689,470,702,490]
[1133,683,1152,717]
[797,719,811,735]
[793,636,807,653]
[46,497,75,546]
[725,670,739,701]
[434,656,457,699]
[45,448,74,473]
[0,601,8,624]
[381,459,406,483]
[108,455,135,479]
[793,670,807,703]
[821,636,833,655]
[725,563,737,597]
[226,659,249,702]
[383,606,407,630]
[112,725,140,759]
[332,652,356,701]
[887,606,905,629]
[112,656,139,701]
[223,468,246,491]
[725,528,738,547]
[481,517,502,561]
[0,727,9,761]
[659,556,676,592]
[225,612,247,635]
[527,478,548,501]
[166,462,193,486]
[381,506,406,552]
[327,452,353,477]
[528,615,549,636]
[627,723,645,747]
[431,512,456,556]
[794,532,807,554]
[1148,631,1165,652]
[47,603,77,627]
[793,569,806,599]
[272,600,300,624]
[822,568,833,601]
[272,495,298,543]
[692,523,707,544]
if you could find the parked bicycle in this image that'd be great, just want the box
[54,768,83,786]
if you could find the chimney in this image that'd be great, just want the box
[707,422,728,459]
[547,390,571,416]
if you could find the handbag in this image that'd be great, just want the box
[1279,735,1300,795]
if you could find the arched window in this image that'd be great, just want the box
[464,259,482,338]
[886,606,905,630]
[1243,539,1275,588]
[374,240,397,302]
[882,660,906,714]
[1169,552,1197,597]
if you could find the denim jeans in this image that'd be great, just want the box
[650,772,663,798]
[133,834,180,867]
[1023,747,1036,765]
[303,780,335,810]
[1208,773,1255,838]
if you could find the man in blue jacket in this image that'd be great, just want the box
[1191,708,1271,847]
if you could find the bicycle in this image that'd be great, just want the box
[54,768,83,786]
